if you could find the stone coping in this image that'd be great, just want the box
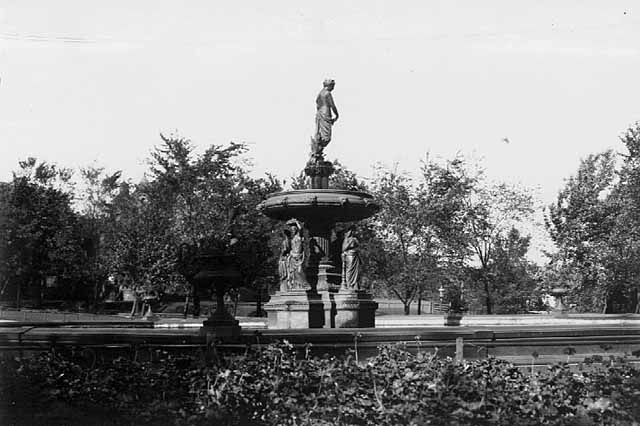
[376,314,640,327]
[2,313,638,330]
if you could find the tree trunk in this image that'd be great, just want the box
[16,281,21,311]
[484,280,492,315]
[404,302,411,315]
[192,282,200,318]
[256,289,263,317]
[129,297,140,317]
[417,288,422,315]
[93,275,101,314]
[183,294,190,319]
[231,291,239,317]
[0,279,9,298]
[35,277,43,309]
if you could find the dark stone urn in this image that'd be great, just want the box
[194,253,242,337]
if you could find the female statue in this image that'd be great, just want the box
[278,229,291,292]
[287,219,309,290]
[311,79,339,158]
[341,227,361,291]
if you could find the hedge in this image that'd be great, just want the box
[1,342,639,425]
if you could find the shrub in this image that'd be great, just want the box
[1,343,639,425]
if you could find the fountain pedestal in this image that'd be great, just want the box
[266,290,334,329]
[265,289,378,329]
[334,290,378,328]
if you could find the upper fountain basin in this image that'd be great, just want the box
[257,189,380,222]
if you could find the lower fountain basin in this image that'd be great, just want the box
[257,189,380,222]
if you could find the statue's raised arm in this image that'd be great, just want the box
[311,79,338,159]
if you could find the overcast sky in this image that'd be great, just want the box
[1,1,639,208]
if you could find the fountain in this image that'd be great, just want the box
[258,79,380,328]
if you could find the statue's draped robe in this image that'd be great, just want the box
[341,236,361,290]
[288,233,307,290]
[314,90,335,146]
[278,237,291,291]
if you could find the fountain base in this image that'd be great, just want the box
[334,290,378,328]
[265,289,377,329]
[266,290,333,329]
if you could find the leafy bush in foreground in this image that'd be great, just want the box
[1,343,639,425]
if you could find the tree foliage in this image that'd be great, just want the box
[0,159,85,306]
[546,123,640,313]
[99,135,282,315]
[464,181,536,314]
[367,156,480,314]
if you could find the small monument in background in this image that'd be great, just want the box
[258,80,380,328]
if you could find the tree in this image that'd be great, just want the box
[110,134,283,317]
[545,151,620,312]
[368,156,475,315]
[464,180,535,314]
[102,180,179,313]
[544,123,640,313]
[0,158,85,308]
[227,174,282,315]
[0,182,12,299]
[488,228,542,313]
[368,167,427,314]
[148,134,246,315]
[77,166,122,308]
[613,123,640,312]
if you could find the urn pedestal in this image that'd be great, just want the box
[201,316,241,337]
[200,286,241,337]
[195,255,242,337]
[444,312,464,326]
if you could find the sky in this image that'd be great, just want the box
[1,0,639,207]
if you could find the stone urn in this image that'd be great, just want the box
[442,284,467,326]
[194,254,242,336]
[550,287,569,316]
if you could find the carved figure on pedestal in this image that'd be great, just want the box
[311,79,339,161]
[341,227,361,291]
[286,219,310,290]
[278,229,292,292]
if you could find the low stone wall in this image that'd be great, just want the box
[0,308,129,322]
[2,320,639,367]
[377,313,640,327]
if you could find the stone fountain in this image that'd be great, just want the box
[258,79,380,328]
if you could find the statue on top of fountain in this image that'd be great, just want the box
[310,79,339,163]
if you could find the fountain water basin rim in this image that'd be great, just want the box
[258,189,380,222]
